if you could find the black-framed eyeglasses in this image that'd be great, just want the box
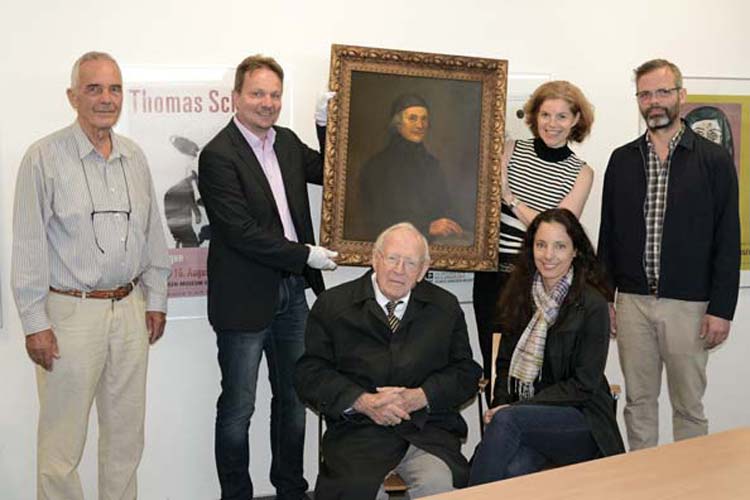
[81,157,132,253]
[635,87,681,102]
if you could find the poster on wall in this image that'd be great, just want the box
[118,69,233,305]
[116,66,295,318]
[123,83,223,298]
[681,76,750,286]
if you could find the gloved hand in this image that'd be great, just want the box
[306,244,338,270]
[314,91,336,127]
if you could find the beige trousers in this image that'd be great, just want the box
[36,288,149,500]
[375,445,455,500]
[616,293,709,451]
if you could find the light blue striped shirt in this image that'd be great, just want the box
[11,121,171,334]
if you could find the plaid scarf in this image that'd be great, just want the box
[508,267,574,400]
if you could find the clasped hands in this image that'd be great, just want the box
[352,386,428,427]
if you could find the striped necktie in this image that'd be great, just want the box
[385,300,402,332]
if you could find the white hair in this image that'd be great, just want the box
[373,222,430,263]
[70,51,119,88]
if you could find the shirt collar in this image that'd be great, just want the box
[646,121,686,152]
[72,121,127,161]
[233,116,276,149]
[371,273,411,313]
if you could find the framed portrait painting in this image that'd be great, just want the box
[319,44,508,271]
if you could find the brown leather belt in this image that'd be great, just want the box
[50,277,139,301]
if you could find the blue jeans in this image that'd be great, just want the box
[469,404,599,485]
[215,276,309,500]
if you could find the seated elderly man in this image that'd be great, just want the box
[295,222,482,499]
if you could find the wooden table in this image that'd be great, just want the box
[426,427,750,499]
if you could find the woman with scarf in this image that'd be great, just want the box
[473,80,595,403]
[469,208,624,485]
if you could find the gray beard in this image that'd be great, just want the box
[647,114,672,130]
[644,106,677,131]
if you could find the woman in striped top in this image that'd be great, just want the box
[473,81,596,400]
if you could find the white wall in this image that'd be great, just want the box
[1,1,749,498]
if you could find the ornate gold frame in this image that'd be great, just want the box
[319,44,507,271]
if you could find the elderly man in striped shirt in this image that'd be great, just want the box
[11,51,170,500]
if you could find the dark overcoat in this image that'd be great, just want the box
[295,271,482,499]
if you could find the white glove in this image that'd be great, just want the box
[306,244,338,270]
[314,91,336,127]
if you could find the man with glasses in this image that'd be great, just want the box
[295,222,481,499]
[11,51,170,499]
[598,59,739,450]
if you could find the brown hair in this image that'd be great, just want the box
[233,55,284,93]
[523,80,594,143]
[634,58,683,88]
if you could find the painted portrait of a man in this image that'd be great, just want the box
[354,93,466,242]
[343,72,480,246]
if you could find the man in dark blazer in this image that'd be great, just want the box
[198,54,337,500]
[295,223,482,500]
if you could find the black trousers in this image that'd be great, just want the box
[472,262,513,404]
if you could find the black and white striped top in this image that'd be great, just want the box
[499,138,584,255]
